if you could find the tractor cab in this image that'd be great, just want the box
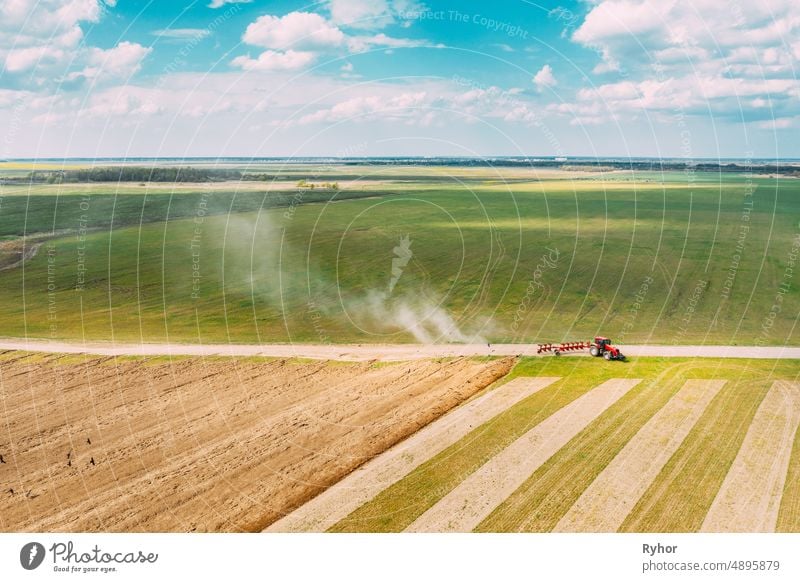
[590,336,625,360]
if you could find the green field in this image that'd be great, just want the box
[0,165,798,344]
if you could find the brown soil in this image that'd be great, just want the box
[0,352,514,532]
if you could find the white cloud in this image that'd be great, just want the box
[346,33,433,52]
[80,41,152,80]
[234,10,433,71]
[0,88,32,108]
[0,0,104,75]
[552,74,800,126]
[243,12,345,50]
[80,89,162,118]
[565,0,800,127]
[24,71,316,125]
[5,45,65,73]
[0,0,101,43]
[288,79,561,130]
[492,43,514,53]
[152,28,211,41]
[572,0,667,46]
[208,0,251,8]
[326,0,426,29]
[231,50,316,71]
[0,1,154,88]
[755,117,797,130]
[533,65,557,90]
[574,0,800,77]
[298,91,428,124]
[328,0,392,29]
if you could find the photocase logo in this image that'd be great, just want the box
[20,542,46,570]
[388,235,413,294]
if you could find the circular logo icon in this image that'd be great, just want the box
[20,542,46,570]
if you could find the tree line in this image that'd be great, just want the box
[29,167,245,183]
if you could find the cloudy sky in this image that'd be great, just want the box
[1,0,798,158]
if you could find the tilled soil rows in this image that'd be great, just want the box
[0,352,514,531]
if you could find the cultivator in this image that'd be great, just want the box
[537,341,592,354]
[537,337,626,361]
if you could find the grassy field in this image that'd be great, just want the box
[0,184,388,238]
[777,425,800,532]
[0,165,798,344]
[619,376,769,532]
[476,373,682,532]
[324,357,800,533]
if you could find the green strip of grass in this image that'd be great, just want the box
[776,415,800,532]
[329,359,660,532]
[0,188,390,238]
[475,369,685,532]
[330,359,799,533]
[619,378,770,532]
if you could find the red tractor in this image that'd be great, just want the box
[536,336,625,361]
[589,336,625,360]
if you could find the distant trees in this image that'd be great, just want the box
[240,173,279,181]
[19,168,344,185]
[297,180,339,190]
[31,167,243,184]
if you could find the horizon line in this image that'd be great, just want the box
[3,156,799,162]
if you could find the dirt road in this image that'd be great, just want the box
[0,339,797,360]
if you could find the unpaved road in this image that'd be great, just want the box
[0,352,514,532]
[0,339,798,360]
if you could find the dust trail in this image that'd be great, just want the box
[354,290,487,344]
[219,211,491,343]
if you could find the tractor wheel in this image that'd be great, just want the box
[590,346,600,357]
[603,351,612,361]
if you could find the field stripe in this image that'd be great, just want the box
[405,378,641,532]
[619,380,770,532]
[477,375,686,533]
[266,376,560,532]
[555,380,726,532]
[701,382,800,532]
[329,371,617,532]
[777,407,800,532]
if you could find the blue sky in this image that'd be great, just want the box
[1,0,798,158]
